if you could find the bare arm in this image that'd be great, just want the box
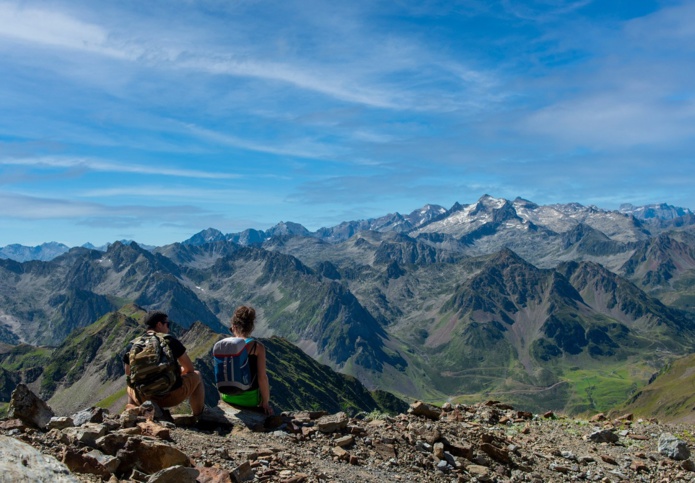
[178,353,196,375]
[255,343,273,415]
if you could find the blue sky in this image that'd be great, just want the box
[1,0,694,247]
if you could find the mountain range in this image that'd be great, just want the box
[1,195,695,415]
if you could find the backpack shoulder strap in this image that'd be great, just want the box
[246,338,258,355]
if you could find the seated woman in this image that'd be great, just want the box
[214,306,273,415]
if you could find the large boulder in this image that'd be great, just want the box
[0,435,77,482]
[8,383,55,429]
[659,433,691,460]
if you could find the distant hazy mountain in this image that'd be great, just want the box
[0,242,70,262]
[620,202,693,220]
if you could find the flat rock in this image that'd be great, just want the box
[196,466,233,483]
[317,412,349,433]
[409,401,442,420]
[137,420,171,440]
[332,446,348,459]
[62,423,108,448]
[466,464,489,476]
[335,435,354,447]
[0,418,26,431]
[71,407,107,426]
[146,464,199,483]
[589,413,606,422]
[48,417,74,430]
[215,402,264,431]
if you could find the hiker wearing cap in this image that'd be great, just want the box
[123,311,205,417]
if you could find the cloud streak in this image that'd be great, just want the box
[0,2,132,59]
[0,157,240,179]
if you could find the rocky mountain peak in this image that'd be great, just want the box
[485,247,533,271]
[267,221,311,238]
[182,227,226,246]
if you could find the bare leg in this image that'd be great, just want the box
[189,371,205,416]
[126,387,140,411]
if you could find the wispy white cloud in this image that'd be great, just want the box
[0,2,130,59]
[0,191,102,219]
[0,190,203,220]
[181,124,345,161]
[181,58,405,109]
[0,156,240,179]
[78,185,286,206]
[501,0,594,22]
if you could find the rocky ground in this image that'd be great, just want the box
[2,384,695,482]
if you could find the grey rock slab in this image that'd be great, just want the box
[659,433,691,461]
[71,407,106,426]
[0,435,78,482]
[146,465,199,483]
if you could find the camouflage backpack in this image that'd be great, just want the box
[127,331,179,400]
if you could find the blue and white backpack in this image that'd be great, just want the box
[213,337,257,395]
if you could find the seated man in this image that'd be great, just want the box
[123,311,204,417]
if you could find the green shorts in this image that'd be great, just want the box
[220,389,260,407]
